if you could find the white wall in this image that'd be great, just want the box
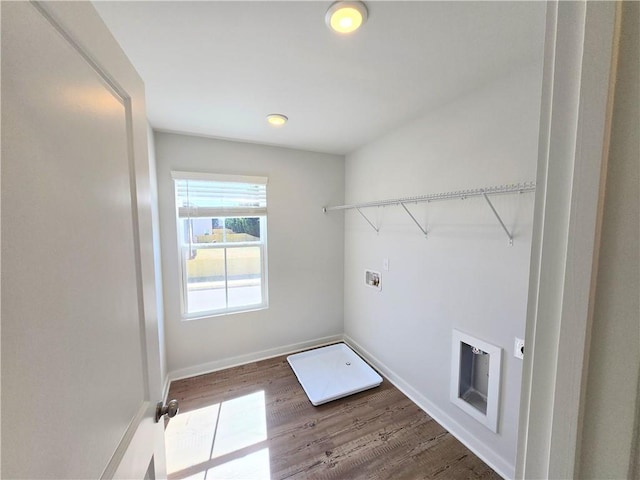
[578,2,640,477]
[343,63,543,477]
[155,132,344,377]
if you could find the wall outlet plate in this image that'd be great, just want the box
[514,338,525,359]
[364,270,381,291]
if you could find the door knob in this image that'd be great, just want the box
[155,399,179,423]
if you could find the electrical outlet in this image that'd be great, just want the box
[514,338,525,359]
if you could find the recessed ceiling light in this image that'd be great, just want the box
[326,1,368,34]
[266,113,288,127]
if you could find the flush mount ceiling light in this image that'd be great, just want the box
[325,1,368,34]
[266,113,288,126]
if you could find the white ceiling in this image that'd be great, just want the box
[93,1,545,155]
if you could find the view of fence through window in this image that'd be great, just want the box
[182,216,265,315]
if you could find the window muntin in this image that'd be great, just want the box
[173,173,268,318]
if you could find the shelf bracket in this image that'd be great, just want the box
[400,202,428,238]
[356,207,379,233]
[482,193,513,246]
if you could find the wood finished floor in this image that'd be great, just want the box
[166,349,502,480]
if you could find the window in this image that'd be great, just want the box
[173,172,268,318]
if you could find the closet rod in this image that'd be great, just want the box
[322,182,536,212]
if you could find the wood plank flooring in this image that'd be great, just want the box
[166,348,502,480]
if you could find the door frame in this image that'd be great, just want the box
[516,2,620,478]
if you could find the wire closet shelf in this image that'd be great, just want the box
[322,181,536,245]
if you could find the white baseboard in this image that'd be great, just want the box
[166,334,344,384]
[343,334,514,480]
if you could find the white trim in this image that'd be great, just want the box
[161,375,171,404]
[516,2,618,478]
[166,334,343,383]
[171,170,268,185]
[101,401,150,479]
[343,335,513,479]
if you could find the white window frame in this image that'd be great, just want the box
[172,171,269,319]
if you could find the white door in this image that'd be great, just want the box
[1,2,167,478]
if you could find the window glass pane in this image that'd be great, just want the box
[185,247,226,314]
[188,218,219,244]
[207,217,225,243]
[227,246,262,308]
[224,217,261,243]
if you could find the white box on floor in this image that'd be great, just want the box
[287,343,382,406]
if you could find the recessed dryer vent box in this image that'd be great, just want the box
[450,329,502,433]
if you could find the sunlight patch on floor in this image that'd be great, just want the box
[165,391,270,479]
[207,448,270,479]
